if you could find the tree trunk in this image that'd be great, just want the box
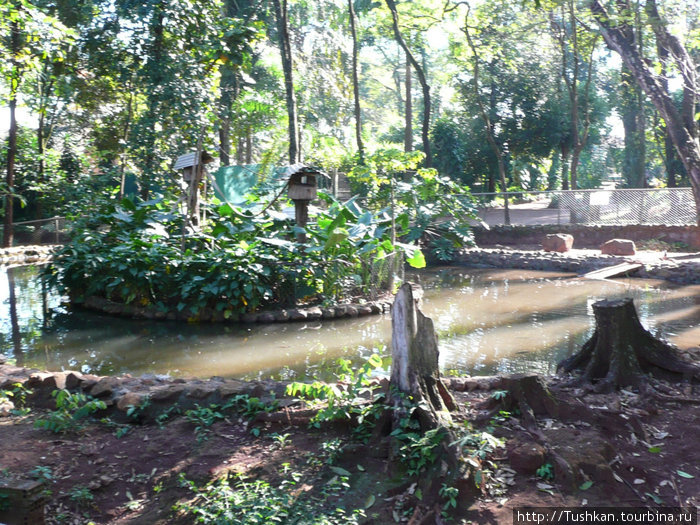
[591,0,700,224]
[273,0,300,164]
[404,53,412,153]
[557,298,700,393]
[384,0,431,167]
[620,67,646,188]
[463,13,509,224]
[3,18,21,248]
[560,144,570,190]
[348,0,364,165]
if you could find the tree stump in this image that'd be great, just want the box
[389,283,456,432]
[557,298,700,393]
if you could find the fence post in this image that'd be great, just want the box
[54,218,59,244]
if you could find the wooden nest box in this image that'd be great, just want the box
[285,164,328,201]
[174,151,214,182]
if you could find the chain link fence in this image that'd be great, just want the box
[0,217,69,246]
[471,188,697,226]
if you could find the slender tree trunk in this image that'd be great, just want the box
[141,1,165,201]
[385,0,431,166]
[3,18,21,248]
[348,0,364,164]
[119,77,135,200]
[560,145,570,191]
[245,126,252,164]
[404,53,412,153]
[463,12,509,224]
[273,0,299,164]
[620,67,646,187]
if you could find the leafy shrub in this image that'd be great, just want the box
[46,194,425,315]
[34,389,106,434]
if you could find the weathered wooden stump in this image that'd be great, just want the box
[389,283,456,432]
[557,298,700,393]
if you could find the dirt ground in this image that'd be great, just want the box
[0,374,698,525]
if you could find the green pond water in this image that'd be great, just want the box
[1,265,698,381]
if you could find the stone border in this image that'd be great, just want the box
[0,355,292,422]
[455,248,700,285]
[81,294,393,323]
[0,245,57,267]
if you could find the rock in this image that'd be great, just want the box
[288,309,308,321]
[321,308,335,319]
[26,372,54,389]
[116,392,147,411]
[357,305,373,316]
[241,313,258,323]
[217,380,247,398]
[600,238,636,256]
[65,372,84,390]
[273,310,289,322]
[256,312,276,324]
[508,441,546,474]
[150,384,185,402]
[42,372,68,391]
[543,233,574,252]
[334,305,348,318]
[186,383,218,400]
[90,377,120,398]
[0,400,14,416]
[306,307,323,321]
[345,305,358,317]
[369,303,382,314]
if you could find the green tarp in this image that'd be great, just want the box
[212,164,287,204]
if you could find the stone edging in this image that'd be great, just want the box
[0,358,498,422]
[0,245,57,267]
[455,248,700,285]
[81,295,393,323]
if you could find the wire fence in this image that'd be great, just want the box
[0,217,69,246]
[471,188,697,226]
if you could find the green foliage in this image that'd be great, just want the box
[34,389,106,434]
[536,462,554,480]
[47,194,424,313]
[174,470,365,525]
[349,148,478,262]
[0,382,32,416]
[286,353,384,439]
[68,485,94,508]
[185,404,226,443]
[392,426,446,477]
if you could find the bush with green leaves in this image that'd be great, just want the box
[349,147,479,261]
[286,353,385,439]
[34,389,107,434]
[46,193,425,315]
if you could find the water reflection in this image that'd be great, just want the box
[0,266,698,380]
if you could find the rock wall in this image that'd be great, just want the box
[472,225,700,250]
[455,248,700,284]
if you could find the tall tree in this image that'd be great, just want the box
[348,0,364,164]
[463,8,510,223]
[551,0,599,190]
[384,0,432,167]
[273,0,300,164]
[590,0,700,222]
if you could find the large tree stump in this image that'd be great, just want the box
[389,283,456,431]
[557,298,700,393]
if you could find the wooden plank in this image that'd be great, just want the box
[583,262,643,280]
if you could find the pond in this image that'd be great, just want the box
[1,265,699,381]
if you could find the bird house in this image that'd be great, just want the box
[286,164,326,201]
[174,151,214,182]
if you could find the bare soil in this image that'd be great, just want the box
[0,376,698,524]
